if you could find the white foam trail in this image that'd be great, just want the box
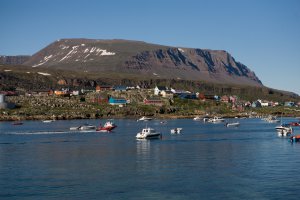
[4,131,70,135]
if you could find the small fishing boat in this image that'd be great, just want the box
[70,124,96,131]
[290,135,300,143]
[208,116,225,123]
[136,127,161,139]
[137,116,153,121]
[170,128,182,134]
[275,124,293,136]
[203,117,210,122]
[42,120,55,123]
[193,116,202,121]
[96,121,117,132]
[225,122,240,127]
[266,116,280,123]
[12,121,23,125]
[289,122,300,126]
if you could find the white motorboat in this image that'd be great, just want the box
[275,124,293,136]
[136,127,161,139]
[208,116,225,123]
[42,120,55,123]
[267,116,280,123]
[170,128,182,134]
[70,124,96,131]
[137,116,153,121]
[203,117,210,122]
[225,122,240,127]
[193,116,202,121]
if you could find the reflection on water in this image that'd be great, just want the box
[136,139,151,157]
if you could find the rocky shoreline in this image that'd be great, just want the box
[1,93,299,122]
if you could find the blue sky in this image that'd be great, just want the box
[1,0,299,94]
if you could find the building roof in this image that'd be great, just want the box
[156,86,167,91]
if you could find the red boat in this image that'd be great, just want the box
[290,135,300,143]
[12,121,23,125]
[96,121,117,132]
[289,122,300,126]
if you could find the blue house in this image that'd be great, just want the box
[179,93,197,100]
[284,102,295,107]
[113,86,127,92]
[108,97,127,105]
[252,101,262,108]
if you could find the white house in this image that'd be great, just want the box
[161,90,174,98]
[154,86,168,95]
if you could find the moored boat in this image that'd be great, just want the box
[193,116,202,121]
[275,124,293,136]
[137,116,153,121]
[12,121,23,125]
[70,124,96,131]
[208,116,225,123]
[289,122,300,126]
[290,135,300,143]
[225,122,240,127]
[170,128,182,134]
[42,120,55,123]
[136,127,161,139]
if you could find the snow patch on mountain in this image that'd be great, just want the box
[37,72,51,76]
[178,48,184,53]
[32,55,53,67]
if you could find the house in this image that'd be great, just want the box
[113,86,127,92]
[244,101,252,107]
[154,86,168,95]
[0,94,15,109]
[252,101,262,108]
[198,93,205,100]
[54,90,69,96]
[284,101,295,107]
[96,85,112,92]
[71,90,80,96]
[92,95,108,104]
[0,91,18,96]
[201,94,218,101]
[160,90,174,98]
[143,98,163,106]
[108,97,127,105]
[179,93,197,100]
[229,96,238,103]
[171,88,189,95]
[261,101,270,107]
[221,95,229,103]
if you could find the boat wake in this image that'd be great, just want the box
[3,131,71,135]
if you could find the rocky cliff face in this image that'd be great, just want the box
[0,56,30,65]
[23,39,262,86]
[123,48,261,85]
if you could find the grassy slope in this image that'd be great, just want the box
[0,65,299,102]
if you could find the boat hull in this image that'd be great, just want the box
[136,133,161,139]
[226,122,240,127]
[96,126,117,132]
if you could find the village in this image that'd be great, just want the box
[0,84,300,121]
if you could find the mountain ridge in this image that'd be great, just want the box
[20,38,262,87]
[0,55,30,65]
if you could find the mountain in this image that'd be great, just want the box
[0,55,30,65]
[23,39,262,86]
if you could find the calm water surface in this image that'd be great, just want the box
[1,118,300,199]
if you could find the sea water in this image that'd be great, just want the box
[1,118,300,199]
